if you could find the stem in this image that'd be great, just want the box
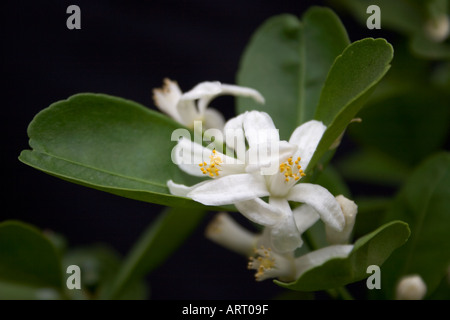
[335,286,354,300]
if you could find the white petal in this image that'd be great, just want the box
[181,82,264,115]
[188,173,269,205]
[235,197,281,227]
[181,81,223,101]
[205,212,258,257]
[219,84,265,104]
[173,138,245,177]
[223,113,246,162]
[167,179,208,197]
[289,120,326,169]
[292,204,320,235]
[152,78,183,123]
[288,183,345,231]
[176,99,201,127]
[294,244,353,278]
[243,111,278,150]
[268,197,303,253]
[203,108,226,131]
[246,140,297,176]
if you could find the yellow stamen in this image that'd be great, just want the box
[279,155,305,182]
[199,149,222,178]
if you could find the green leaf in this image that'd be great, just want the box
[275,221,410,292]
[309,38,393,171]
[236,7,350,139]
[377,152,450,298]
[103,206,205,299]
[0,220,63,299]
[19,93,204,208]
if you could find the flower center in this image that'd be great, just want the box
[199,149,222,178]
[279,156,305,182]
[248,246,275,280]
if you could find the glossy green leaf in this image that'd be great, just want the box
[377,152,450,298]
[104,206,205,299]
[275,221,410,292]
[236,7,350,139]
[19,93,204,208]
[0,220,63,299]
[309,38,393,171]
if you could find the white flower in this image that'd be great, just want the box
[152,78,265,130]
[168,111,345,253]
[205,211,353,282]
[395,275,427,300]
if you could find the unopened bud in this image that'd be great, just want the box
[395,275,427,300]
[326,195,357,244]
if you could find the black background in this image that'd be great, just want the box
[2,0,389,299]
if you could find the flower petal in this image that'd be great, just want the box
[152,78,183,123]
[268,197,303,253]
[205,212,258,257]
[235,197,281,227]
[167,179,208,197]
[289,120,326,169]
[181,81,223,102]
[223,113,246,162]
[246,140,297,176]
[294,244,354,278]
[243,111,278,150]
[292,204,320,235]
[181,82,264,115]
[288,183,345,231]
[219,84,265,104]
[188,173,269,205]
[204,108,226,131]
[176,99,201,127]
[173,138,245,177]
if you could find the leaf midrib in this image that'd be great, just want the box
[21,149,169,190]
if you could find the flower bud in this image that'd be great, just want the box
[395,275,427,300]
[325,195,357,244]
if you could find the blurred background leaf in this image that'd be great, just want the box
[103,207,206,300]
[330,0,450,59]
[373,152,450,299]
[0,221,64,299]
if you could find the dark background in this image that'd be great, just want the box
[2,0,389,299]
